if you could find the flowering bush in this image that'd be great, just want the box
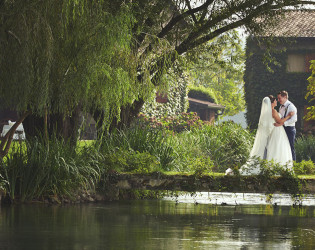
[137,112,209,133]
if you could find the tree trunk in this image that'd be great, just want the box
[116,99,145,129]
[93,98,145,134]
[23,107,82,144]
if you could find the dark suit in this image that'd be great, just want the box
[279,101,297,161]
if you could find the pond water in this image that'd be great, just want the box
[0,193,314,250]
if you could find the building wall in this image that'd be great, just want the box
[244,37,315,133]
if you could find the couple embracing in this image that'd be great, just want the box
[239,90,297,175]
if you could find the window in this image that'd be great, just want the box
[156,91,168,103]
[287,53,315,73]
[286,54,305,72]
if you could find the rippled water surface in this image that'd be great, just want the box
[0,193,314,249]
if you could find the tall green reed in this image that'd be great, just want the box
[100,126,179,171]
[169,130,212,172]
[0,136,102,202]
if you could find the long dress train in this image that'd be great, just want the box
[239,97,293,175]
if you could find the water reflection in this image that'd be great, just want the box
[0,198,314,249]
[163,191,315,206]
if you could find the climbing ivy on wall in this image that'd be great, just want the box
[141,70,189,117]
[244,37,313,132]
[141,73,219,118]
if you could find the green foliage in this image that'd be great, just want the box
[294,160,315,175]
[185,30,245,116]
[2,1,313,135]
[188,85,217,103]
[305,60,315,121]
[195,121,254,172]
[133,1,312,86]
[168,131,212,173]
[0,136,102,202]
[256,159,294,177]
[3,121,315,203]
[235,157,303,197]
[65,128,315,177]
[103,149,159,173]
[142,30,245,120]
[141,68,189,117]
[100,126,178,171]
[99,119,253,173]
[3,120,315,203]
[258,160,303,197]
[295,135,315,162]
[0,173,8,193]
[193,158,215,177]
[244,38,310,131]
[137,112,206,133]
[166,121,252,173]
[0,0,144,128]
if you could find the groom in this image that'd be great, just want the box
[275,90,297,161]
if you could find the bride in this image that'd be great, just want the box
[239,95,294,175]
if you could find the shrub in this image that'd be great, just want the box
[100,126,179,171]
[196,121,254,172]
[169,130,213,172]
[103,149,159,173]
[295,135,315,162]
[137,112,207,133]
[192,157,215,176]
[133,118,254,173]
[293,160,315,175]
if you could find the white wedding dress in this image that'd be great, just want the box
[266,114,293,169]
[239,97,293,175]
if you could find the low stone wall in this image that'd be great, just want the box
[106,172,315,195]
[2,174,314,204]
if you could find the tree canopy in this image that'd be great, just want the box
[0,0,141,122]
[183,30,245,116]
[122,0,315,123]
[0,0,140,154]
[1,0,315,131]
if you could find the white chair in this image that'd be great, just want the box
[0,120,26,140]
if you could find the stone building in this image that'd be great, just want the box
[244,10,315,133]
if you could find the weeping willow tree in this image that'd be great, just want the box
[0,0,149,155]
[1,0,315,157]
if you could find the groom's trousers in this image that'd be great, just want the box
[284,126,296,161]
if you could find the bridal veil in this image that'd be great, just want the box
[240,97,274,175]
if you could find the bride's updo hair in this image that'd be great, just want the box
[268,95,276,103]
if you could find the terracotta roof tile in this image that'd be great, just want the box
[262,10,315,37]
